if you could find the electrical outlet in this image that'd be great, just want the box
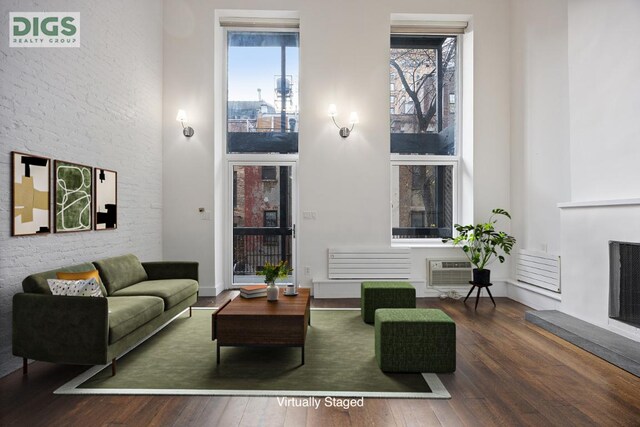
[304,266,311,276]
[303,211,317,220]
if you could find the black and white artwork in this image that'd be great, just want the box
[94,168,117,230]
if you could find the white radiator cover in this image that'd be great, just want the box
[328,249,411,280]
[516,249,561,293]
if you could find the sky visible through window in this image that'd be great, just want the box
[228,46,299,110]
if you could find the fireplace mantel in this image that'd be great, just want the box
[558,198,640,209]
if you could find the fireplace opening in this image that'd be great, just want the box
[609,241,640,328]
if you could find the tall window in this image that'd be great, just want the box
[226,31,299,154]
[223,21,298,287]
[391,34,459,241]
[390,35,457,153]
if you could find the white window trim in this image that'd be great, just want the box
[222,25,300,158]
[226,160,298,288]
[390,159,460,248]
[389,32,464,247]
[216,17,301,291]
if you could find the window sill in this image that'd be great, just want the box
[391,240,456,249]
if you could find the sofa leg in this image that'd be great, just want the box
[23,358,28,376]
[111,358,117,376]
[190,306,192,317]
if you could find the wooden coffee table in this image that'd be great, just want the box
[211,288,310,365]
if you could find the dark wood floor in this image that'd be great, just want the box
[2,292,640,426]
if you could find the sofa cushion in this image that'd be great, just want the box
[107,296,164,344]
[23,262,98,294]
[94,254,148,295]
[111,279,198,310]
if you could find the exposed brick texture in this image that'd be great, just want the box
[0,1,163,377]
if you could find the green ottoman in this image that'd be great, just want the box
[361,282,415,323]
[375,308,456,373]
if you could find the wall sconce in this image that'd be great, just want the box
[328,104,359,138]
[176,109,194,137]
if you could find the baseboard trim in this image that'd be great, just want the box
[312,279,427,299]
[198,286,217,297]
[506,279,561,310]
[311,279,510,299]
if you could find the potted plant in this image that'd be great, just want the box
[442,208,516,285]
[258,260,292,301]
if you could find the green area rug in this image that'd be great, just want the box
[56,308,449,398]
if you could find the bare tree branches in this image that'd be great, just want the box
[390,38,456,134]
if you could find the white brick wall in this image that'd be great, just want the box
[0,1,163,377]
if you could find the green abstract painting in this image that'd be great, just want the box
[55,160,92,232]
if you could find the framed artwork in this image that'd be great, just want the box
[54,160,93,232]
[94,168,117,230]
[12,151,51,236]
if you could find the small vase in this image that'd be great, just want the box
[266,282,279,301]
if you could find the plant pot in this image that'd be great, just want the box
[266,282,279,301]
[473,268,491,285]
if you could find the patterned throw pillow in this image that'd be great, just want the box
[56,270,107,296]
[47,278,104,297]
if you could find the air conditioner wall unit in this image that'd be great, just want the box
[428,259,473,287]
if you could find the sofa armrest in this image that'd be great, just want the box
[13,293,109,365]
[142,262,199,281]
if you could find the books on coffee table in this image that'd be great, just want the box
[240,284,267,298]
[240,291,267,299]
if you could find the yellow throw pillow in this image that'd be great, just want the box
[57,270,107,296]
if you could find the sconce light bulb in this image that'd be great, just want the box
[328,104,337,117]
[176,109,194,137]
[349,112,359,125]
[176,109,188,122]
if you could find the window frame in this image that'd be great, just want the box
[220,20,300,289]
[389,34,459,155]
[224,27,300,155]
[390,158,459,246]
[390,32,462,247]
[227,160,298,286]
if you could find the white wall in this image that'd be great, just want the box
[162,0,512,296]
[557,0,640,341]
[567,0,640,202]
[0,0,164,377]
[509,0,570,257]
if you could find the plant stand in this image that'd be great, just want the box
[464,281,496,310]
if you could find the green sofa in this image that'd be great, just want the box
[12,254,198,375]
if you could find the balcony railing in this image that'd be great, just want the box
[233,228,292,276]
[392,227,452,239]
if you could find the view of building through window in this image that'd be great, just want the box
[391,34,458,240]
[390,35,457,155]
[227,31,299,154]
[232,165,293,283]
[392,164,454,239]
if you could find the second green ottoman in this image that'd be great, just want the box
[361,281,416,323]
[375,308,456,373]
